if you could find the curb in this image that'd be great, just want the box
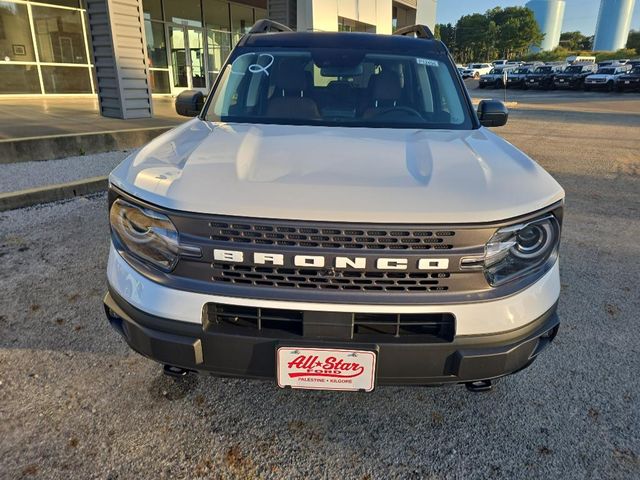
[0,175,108,212]
[471,99,519,108]
[0,126,176,164]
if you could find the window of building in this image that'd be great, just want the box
[230,3,253,34]
[338,17,376,33]
[204,0,230,31]
[32,5,87,64]
[164,0,202,26]
[41,65,91,93]
[144,19,168,68]
[142,0,162,22]
[0,64,41,94]
[392,3,416,31]
[0,2,36,62]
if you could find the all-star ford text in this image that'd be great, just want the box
[104,22,564,392]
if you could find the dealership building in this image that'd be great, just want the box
[0,0,434,106]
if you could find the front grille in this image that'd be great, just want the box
[205,303,455,342]
[212,263,452,293]
[209,220,457,250]
[164,213,499,300]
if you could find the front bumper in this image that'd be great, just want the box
[104,288,559,386]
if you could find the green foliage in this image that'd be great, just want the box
[436,6,543,64]
[627,30,640,52]
[523,47,638,63]
[559,31,593,50]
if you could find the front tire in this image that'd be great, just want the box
[584,85,591,92]
[606,81,614,92]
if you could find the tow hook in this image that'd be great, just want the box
[163,364,189,378]
[465,379,493,392]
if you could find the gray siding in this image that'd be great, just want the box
[268,0,297,29]
[87,0,152,119]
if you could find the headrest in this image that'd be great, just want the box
[274,58,308,93]
[371,70,402,101]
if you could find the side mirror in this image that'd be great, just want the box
[175,90,204,117]
[477,99,508,127]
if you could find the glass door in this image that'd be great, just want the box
[167,25,208,94]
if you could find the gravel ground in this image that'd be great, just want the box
[0,101,639,479]
[0,151,130,193]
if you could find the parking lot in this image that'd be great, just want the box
[1,92,639,479]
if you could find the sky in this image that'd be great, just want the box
[435,0,640,36]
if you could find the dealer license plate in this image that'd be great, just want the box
[277,347,376,392]
[625,81,630,84]
[559,79,565,82]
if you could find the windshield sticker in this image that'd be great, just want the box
[417,58,439,67]
[231,53,275,76]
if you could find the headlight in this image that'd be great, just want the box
[483,214,560,287]
[109,198,179,271]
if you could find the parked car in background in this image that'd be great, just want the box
[554,63,598,89]
[597,59,628,68]
[506,67,533,88]
[566,55,596,65]
[479,66,514,88]
[492,59,508,67]
[462,63,492,79]
[615,66,640,92]
[525,65,562,90]
[522,61,545,70]
[585,65,632,91]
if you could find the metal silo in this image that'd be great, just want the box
[526,0,566,52]
[593,0,636,51]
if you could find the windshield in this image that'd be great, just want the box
[206,48,473,130]
[565,66,585,73]
[512,68,529,74]
[535,67,553,73]
[597,68,615,75]
[471,64,484,68]
[631,67,640,74]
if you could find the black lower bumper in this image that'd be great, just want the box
[104,289,559,386]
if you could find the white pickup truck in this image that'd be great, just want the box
[104,22,563,393]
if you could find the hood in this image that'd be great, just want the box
[110,120,564,224]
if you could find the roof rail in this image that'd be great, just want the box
[393,24,434,40]
[248,19,292,34]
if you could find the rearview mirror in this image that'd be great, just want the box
[175,90,205,117]
[477,99,508,127]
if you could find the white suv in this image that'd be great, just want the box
[104,22,564,393]
[462,63,492,79]
[585,65,632,91]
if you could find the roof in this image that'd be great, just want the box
[238,31,447,55]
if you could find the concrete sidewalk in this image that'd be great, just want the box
[0,96,183,140]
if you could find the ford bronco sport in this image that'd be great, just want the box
[104,21,564,392]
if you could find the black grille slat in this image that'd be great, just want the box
[205,304,455,341]
[207,221,457,250]
[211,263,454,293]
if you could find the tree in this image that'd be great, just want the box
[488,7,544,58]
[455,14,495,63]
[627,30,640,53]
[450,7,544,63]
[560,31,592,50]
[435,23,456,52]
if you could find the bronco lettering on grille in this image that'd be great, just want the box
[212,249,449,271]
